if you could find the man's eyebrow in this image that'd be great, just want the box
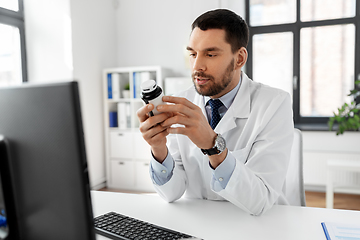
[186,46,223,52]
[204,47,222,52]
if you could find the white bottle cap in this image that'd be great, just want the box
[141,80,157,93]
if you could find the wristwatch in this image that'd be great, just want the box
[201,133,226,156]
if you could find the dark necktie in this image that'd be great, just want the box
[209,99,223,130]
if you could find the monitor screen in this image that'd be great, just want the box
[0,81,95,240]
[0,169,9,238]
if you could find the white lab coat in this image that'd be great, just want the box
[153,73,294,215]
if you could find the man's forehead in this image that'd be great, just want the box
[188,27,230,51]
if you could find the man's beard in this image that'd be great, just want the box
[192,58,235,97]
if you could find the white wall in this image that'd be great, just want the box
[70,0,118,189]
[24,0,118,189]
[25,0,73,82]
[303,131,360,190]
[115,0,245,77]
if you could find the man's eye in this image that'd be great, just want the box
[207,54,216,57]
[189,53,196,57]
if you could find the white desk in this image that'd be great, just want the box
[91,191,360,240]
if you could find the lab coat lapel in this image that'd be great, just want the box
[214,73,251,134]
[194,91,208,121]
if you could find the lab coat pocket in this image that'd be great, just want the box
[230,145,252,164]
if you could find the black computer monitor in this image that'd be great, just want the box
[0,81,95,240]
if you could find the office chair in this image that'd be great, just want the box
[285,128,306,206]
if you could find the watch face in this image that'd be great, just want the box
[215,134,226,152]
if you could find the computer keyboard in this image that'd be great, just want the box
[94,212,200,240]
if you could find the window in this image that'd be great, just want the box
[0,0,27,86]
[246,0,360,128]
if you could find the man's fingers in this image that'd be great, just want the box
[146,127,169,144]
[161,114,191,128]
[162,96,197,110]
[139,112,171,133]
[157,97,200,118]
[137,104,153,123]
[142,123,169,142]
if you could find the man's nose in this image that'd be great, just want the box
[192,56,206,72]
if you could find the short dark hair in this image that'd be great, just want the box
[191,9,249,53]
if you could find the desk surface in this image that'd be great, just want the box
[91,191,360,240]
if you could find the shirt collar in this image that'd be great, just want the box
[204,74,242,109]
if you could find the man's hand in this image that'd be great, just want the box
[158,96,217,150]
[136,103,171,163]
[158,96,227,168]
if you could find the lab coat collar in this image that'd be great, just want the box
[229,71,251,119]
[194,72,251,135]
[212,72,251,134]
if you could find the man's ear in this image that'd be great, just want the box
[235,47,248,70]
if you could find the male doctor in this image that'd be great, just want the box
[137,9,294,215]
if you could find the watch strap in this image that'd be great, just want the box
[201,147,220,156]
